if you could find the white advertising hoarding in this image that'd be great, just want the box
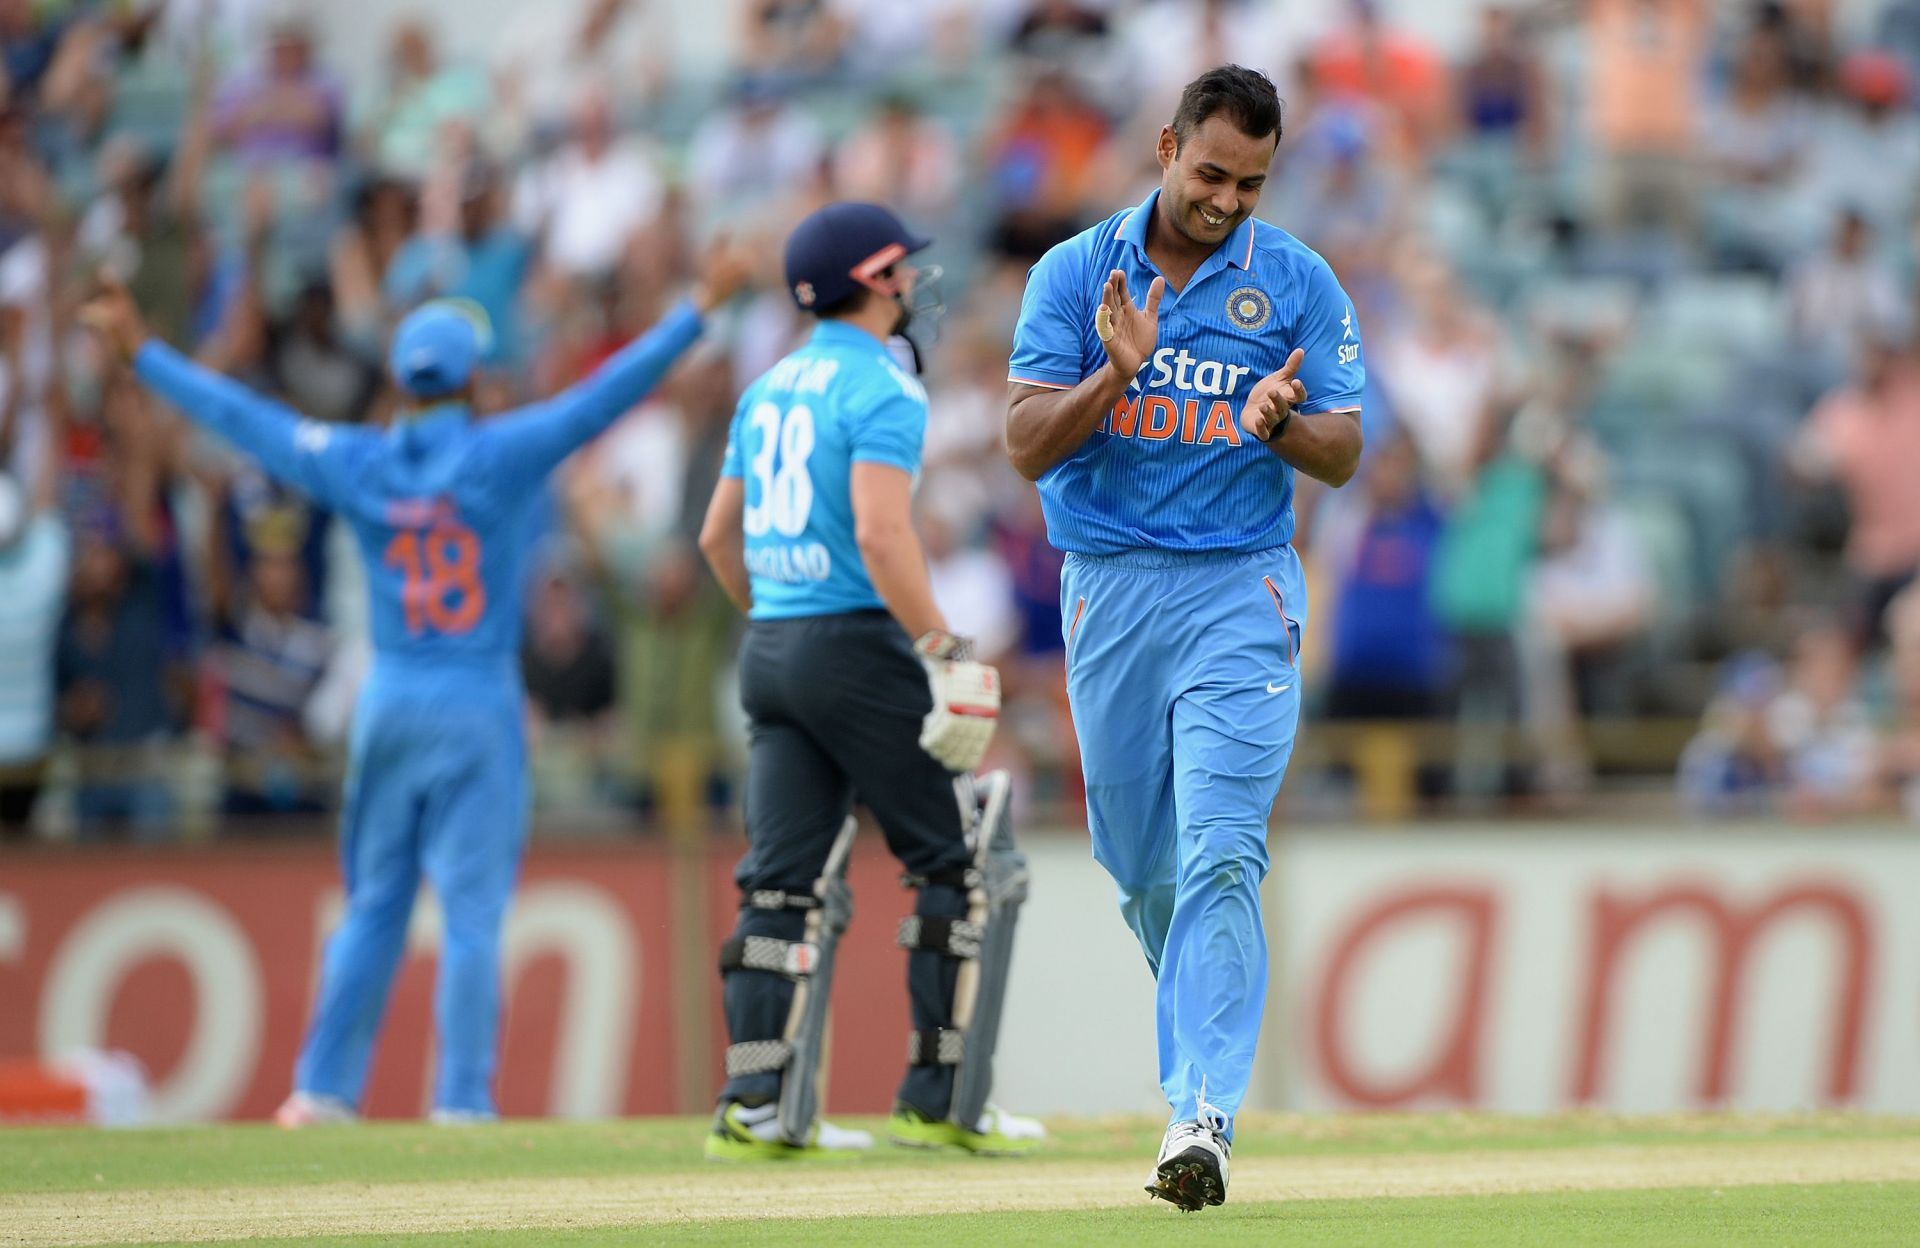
[1270,827,1920,1114]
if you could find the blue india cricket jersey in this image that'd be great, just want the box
[1009,189,1366,555]
[721,320,927,620]
[133,303,704,666]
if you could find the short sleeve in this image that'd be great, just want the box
[1288,255,1366,415]
[1008,240,1091,391]
[850,376,926,474]
[719,389,751,479]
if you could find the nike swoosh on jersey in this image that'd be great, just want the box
[1266,681,1292,694]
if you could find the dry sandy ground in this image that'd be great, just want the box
[5,1137,1917,1246]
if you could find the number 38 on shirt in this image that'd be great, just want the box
[383,521,486,636]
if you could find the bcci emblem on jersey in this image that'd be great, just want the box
[1225,285,1271,332]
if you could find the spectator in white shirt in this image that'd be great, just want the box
[686,80,824,217]
[513,86,666,283]
[0,463,68,841]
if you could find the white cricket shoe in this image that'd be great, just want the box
[428,1107,499,1126]
[273,1091,357,1128]
[704,1099,873,1160]
[976,1104,1047,1143]
[1146,1120,1230,1212]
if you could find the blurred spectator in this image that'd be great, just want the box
[0,0,77,105]
[1115,0,1307,122]
[1430,423,1545,800]
[386,161,534,367]
[921,346,1019,536]
[1804,52,1920,239]
[831,96,962,228]
[1309,0,1450,161]
[494,0,673,140]
[736,0,846,84]
[1456,5,1549,154]
[1791,320,1920,646]
[197,486,333,816]
[0,109,58,487]
[925,510,1019,664]
[56,516,184,839]
[829,0,971,79]
[0,460,67,841]
[1787,208,1907,383]
[1277,102,1403,283]
[329,176,417,349]
[686,80,825,220]
[1765,623,1881,816]
[78,133,210,353]
[1316,431,1450,720]
[1518,451,1656,795]
[1701,17,1818,268]
[983,69,1109,261]
[267,281,379,425]
[1583,0,1708,230]
[513,87,666,284]
[210,15,343,167]
[566,351,740,824]
[1711,19,1811,189]
[357,21,490,181]
[520,557,618,807]
[1678,651,1786,814]
[522,560,617,729]
[1374,252,1514,499]
[1010,0,1110,61]
[1879,582,1920,816]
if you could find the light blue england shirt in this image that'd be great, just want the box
[1009,189,1366,556]
[722,320,927,620]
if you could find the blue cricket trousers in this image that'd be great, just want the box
[1060,544,1306,1136]
[293,662,529,1114]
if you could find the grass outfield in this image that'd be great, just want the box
[2,1113,1916,1246]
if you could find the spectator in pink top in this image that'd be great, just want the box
[1793,316,1920,645]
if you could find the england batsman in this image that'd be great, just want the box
[1004,65,1364,1210]
[83,245,749,1124]
[699,202,1043,1159]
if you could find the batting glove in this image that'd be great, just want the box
[913,630,1001,773]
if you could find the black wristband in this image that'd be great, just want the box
[1263,407,1293,444]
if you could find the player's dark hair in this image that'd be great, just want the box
[1171,65,1282,149]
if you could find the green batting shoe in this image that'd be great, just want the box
[704,1101,870,1162]
[887,1103,1047,1155]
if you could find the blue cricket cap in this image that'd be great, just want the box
[389,299,494,398]
[784,201,931,313]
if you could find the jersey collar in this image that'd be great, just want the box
[392,403,470,455]
[1118,189,1259,278]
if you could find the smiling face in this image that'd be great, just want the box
[1156,114,1276,251]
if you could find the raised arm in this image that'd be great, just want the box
[478,240,754,492]
[83,278,357,507]
[1006,264,1162,481]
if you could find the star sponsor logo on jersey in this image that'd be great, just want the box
[1338,304,1361,366]
[1109,346,1258,447]
[1225,285,1272,332]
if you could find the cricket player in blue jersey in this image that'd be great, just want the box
[82,246,749,1124]
[698,202,1043,1160]
[1005,65,1365,1210]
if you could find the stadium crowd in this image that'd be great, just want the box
[5,0,1920,841]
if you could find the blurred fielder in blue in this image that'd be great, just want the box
[84,247,749,1124]
[1005,65,1365,1210]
